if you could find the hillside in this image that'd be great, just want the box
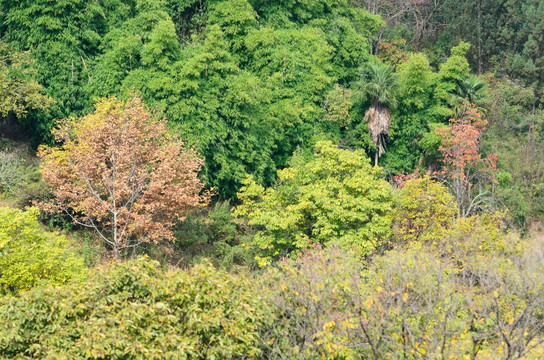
[1,1,544,358]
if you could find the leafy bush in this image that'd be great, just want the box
[392,175,457,243]
[235,140,393,264]
[0,207,86,294]
[258,246,362,359]
[0,258,269,359]
[171,201,257,269]
[0,140,50,208]
[256,217,544,359]
[2,220,543,359]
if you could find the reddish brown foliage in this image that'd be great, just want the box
[435,105,498,218]
[390,171,421,188]
[38,97,209,258]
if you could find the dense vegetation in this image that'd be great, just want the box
[1,0,544,358]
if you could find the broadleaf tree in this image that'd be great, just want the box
[234,140,392,264]
[435,105,498,218]
[38,97,209,259]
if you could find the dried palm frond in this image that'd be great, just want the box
[364,104,392,157]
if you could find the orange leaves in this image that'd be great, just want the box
[434,104,498,217]
[38,97,209,258]
[436,107,489,181]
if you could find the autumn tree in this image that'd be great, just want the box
[38,97,209,259]
[435,105,498,218]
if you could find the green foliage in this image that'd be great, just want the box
[359,59,398,108]
[250,0,348,26]
[392,176,457,243]
[0,257,268,359]
[436,212,517,259]
[0,0,129,141]
[208,0,258,54]
[172,201,257,270]
[234,141,393,263]
[0,45,52,119]
[169,25,277,198]
[0,140,49,207]
[435,42,472,116]
[0,3,542,358]
[87,1,175,98]
[381,53,440,174]
[323,84,353,127]
[244,24,334,117]
[395,52,440,115]
[0,207,86,295]
[323,9,382,83]
[1,0,386,198]
[439,0,544,103]
[380,45,489,175]
[457,75,489,105]
[483,76,544,228]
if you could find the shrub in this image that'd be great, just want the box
[0,150,26,196]
[258,247,362,359]
[173,201,256,270]
[0,206,86,294]
[0,257,269,359]
[257,229,544,359]
[235,140,393,264]
[392,175,457,244]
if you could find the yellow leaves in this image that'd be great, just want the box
[323,320,335,330]
[341,320,357,330]
[255,255,271,268]
[392,176,456,244]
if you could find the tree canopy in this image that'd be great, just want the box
[38,97,209,259]
[234,141,392,263]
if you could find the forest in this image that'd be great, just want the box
[1,0,544,358]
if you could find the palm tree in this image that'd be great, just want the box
[360,61,398,166]
[449,75,489,117]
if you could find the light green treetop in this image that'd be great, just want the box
[0,207,86,294]
[234,140,393,264]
